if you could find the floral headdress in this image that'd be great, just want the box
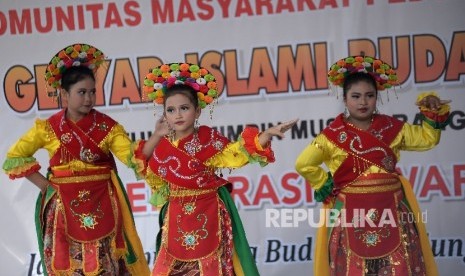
[45,43,105,95]
[327,56,399,91]
[143,63,219,109]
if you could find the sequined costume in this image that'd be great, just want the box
[295,93,449,276]
[146,126,274,276]
[3,109,150,276]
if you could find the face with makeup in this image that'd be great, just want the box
[60,66,96,121]
[343,72,378,128]
[163,85,200,140]
[344,81,377,121]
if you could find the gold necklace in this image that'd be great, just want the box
[345,116,374,131]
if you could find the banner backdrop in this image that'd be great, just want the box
[1,0,464,275]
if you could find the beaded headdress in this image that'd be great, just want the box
[142,63,219,110]
[327,56,399,91]
[45,43,105,96]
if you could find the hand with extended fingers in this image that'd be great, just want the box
[416,95,451,111]
[154,116,171,138]
[258,119,299,146]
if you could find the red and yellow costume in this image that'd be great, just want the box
[146,125,274,276]
[295,92,449,276]
[3,109,150,276]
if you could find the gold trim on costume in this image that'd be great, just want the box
[169,188,217,197]
[351,177,399,186]
[50,174,111,184]
[342,182,401,194]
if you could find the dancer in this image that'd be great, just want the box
[3,43,153,275]
[143,63,297,275]
[295,56,450,275]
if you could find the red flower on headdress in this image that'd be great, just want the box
[199,85,208,93]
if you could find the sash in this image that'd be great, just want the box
[149,126,231,260]
[149,126,230,190]
[48,109,117,167]
[45,110,124,273]
[323,114,404,188]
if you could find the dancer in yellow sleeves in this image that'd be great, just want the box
[3,43,154,275]
[295,56,450,276]
[142,63,297,275]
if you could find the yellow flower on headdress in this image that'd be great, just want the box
[143,63,219,109]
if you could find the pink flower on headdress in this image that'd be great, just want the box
[184,80,200,91]
[166,77,178,88]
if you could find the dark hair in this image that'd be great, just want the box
[164,84,199,109]
[342,72,378,99]
[61,66,95,91]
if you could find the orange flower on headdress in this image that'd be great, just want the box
[143,63,218,109]
[328,56,399,91]
[45,43,105,93]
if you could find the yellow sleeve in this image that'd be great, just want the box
[206,126,275,168]
[6,119,55,158]
[104,123,146,179]
[145,166,169,208]
[295,135,332,190]
[205,141,250,168]
[3,119,58,178]
[104,123,132,164]
[391,122,441,152]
